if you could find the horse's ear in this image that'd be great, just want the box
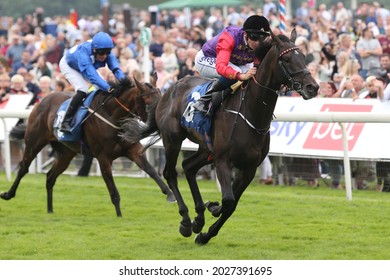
[134,77,146,92]
[290,29,297,44]
[270,29,283,47]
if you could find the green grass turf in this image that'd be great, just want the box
[0,173,389,260]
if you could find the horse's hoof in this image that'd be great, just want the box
[179,223,192,238]
[166,192,177,203]
[0,192,12,200]
[205,201,221,217]
[195,233,209,245]
[192,218,204,234]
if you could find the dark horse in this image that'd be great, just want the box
[121,30,319,244]
[0,77,175,217]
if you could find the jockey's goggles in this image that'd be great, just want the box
[247,32,269,42]
[95,48,112,55]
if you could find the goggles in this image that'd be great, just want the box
[247,32,269,42]
[95,48,112,55]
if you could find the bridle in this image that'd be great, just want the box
[83,85,156,129]
[251,45,310,95]
[277,46,310,94]
[225,43,309,136]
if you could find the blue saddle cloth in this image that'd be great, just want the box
[53,90,99,142]
[180,81,214,151]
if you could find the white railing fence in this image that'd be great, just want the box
[2,98,390,201]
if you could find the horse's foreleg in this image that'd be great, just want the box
[195,166,256,245]
[129,144,176,203]
[97,158,122,217]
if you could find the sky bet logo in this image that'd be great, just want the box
[303,104,373,151]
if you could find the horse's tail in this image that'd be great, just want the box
[120,98,160,146]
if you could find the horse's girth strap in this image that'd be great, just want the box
[86,107,120,129]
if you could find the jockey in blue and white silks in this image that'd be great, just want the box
[59,31,126,132]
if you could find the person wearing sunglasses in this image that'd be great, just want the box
[58,31,126,133]
[193,15,271,113]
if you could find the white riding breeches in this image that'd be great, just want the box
[59,56,90,93]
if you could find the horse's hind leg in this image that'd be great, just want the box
[45,142,77,213]
[127,143,176,203]
[0,136,49,201]
[96,156,122,217]
[195,166,257,245]
[182,150,210,234]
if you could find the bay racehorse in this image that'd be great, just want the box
[121,29,319,244]
[1,77,175,217]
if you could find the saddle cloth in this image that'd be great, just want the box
[180,81,213,151]
[53,89,99,142]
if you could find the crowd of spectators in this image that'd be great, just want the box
[0,1,390,190]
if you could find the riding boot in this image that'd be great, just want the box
[193,77,235,113]
[59,90,87,133]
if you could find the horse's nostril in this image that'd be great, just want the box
[306,84,319,93]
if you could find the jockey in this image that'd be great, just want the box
[58,32,126,133]
[193,15,271,113]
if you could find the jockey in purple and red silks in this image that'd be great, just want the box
[193,15,271,113]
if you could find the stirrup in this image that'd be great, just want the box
[59,122,71,133]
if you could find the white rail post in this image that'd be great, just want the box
[339,122,352,200]
[1,118,11,181]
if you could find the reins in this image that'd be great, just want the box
[82,88,141,129]
[223,44,302,137]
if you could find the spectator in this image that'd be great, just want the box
[11,50,33,76]
[5,35,25,68]
[154,56,175,93]
[295,1,309,26]
[0,35,9,56]
[36,75,52,101]
[356,27,383,79]
[318,51,336,82]
[333,74,367,99]
[161,42,178,73]
[0,73,11,100]
[0,59,10,75]
[375,75,390,101]
[16,67,40,100]
[259,156,273,185]
[337,33,358,61]
[379,53,390,83]
[308,28,323,64]
[378,25,390,55]
[263,0,277,19]
[175,48,192,80]
[31,55,53,80]
[318,81,337,98]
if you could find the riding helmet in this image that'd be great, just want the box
[243,15,271,34]
[91,32,114,49]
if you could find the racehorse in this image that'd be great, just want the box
[120,29,319,244]
[0,77,176,217]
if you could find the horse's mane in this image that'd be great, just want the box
[254,34,291,61]
[108,77,134,93]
